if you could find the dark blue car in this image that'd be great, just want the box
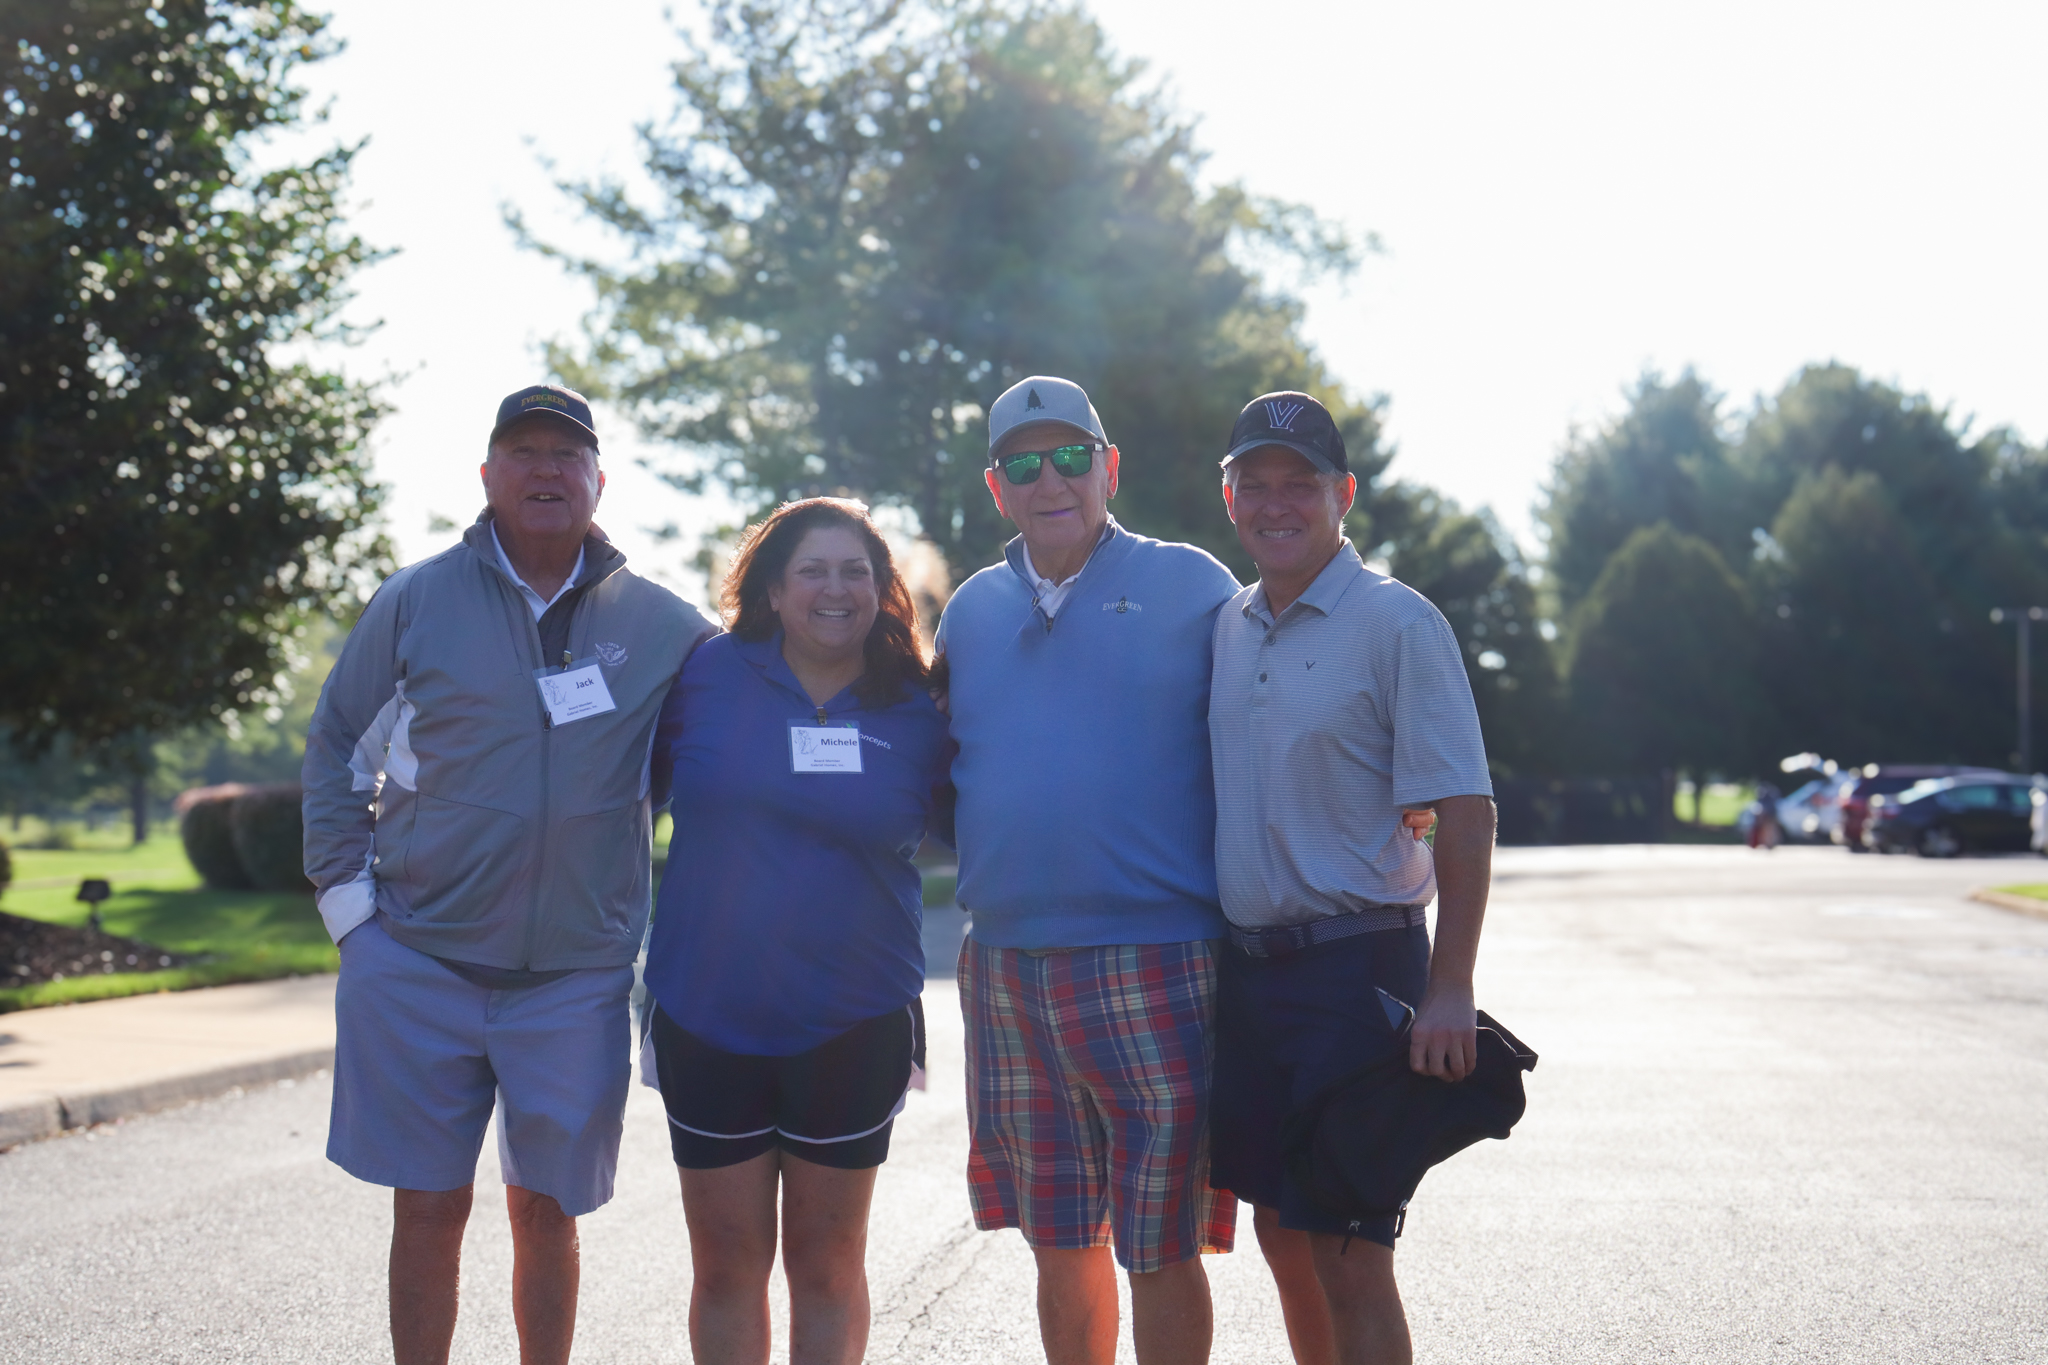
[1865,773,2042,857]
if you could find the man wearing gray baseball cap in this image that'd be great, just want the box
[937,375,1243,1364]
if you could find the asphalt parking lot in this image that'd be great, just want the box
[2,845,2044,1363]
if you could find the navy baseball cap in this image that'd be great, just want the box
[490,384,599,449]
[1222,391,1347,476]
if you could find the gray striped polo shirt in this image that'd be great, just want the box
[1210,541,1493,929]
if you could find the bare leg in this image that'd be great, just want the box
[1033,1245,1120,1365]
[680,1153,780,1365]
[506,1185,579,1365]
[779,1151,881,1365]
[1128,1254,1213,1365]
[1310,1233,1410,1365]
[1252,1204,1336,1365]
[391,1185,473,1365]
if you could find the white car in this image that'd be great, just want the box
[1776,773,1855,845]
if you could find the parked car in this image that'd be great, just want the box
[1864,773,2040,856]
[1834,765,2001,852]
[1776,772,1857,844]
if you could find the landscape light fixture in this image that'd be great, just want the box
[75,878,112,933]
[1989,607,2045,773]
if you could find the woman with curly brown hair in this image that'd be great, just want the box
[641,497,952,1365]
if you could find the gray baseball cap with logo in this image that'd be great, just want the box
[987,375,1108,456]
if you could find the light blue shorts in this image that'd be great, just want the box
[327,916,634,1218]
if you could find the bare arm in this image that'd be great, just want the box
[1409,793,1495,1081]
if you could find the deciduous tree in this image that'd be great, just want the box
[1,0,389,836]
[1566,524,1757,777]
[1539,368,1743,614]
[535,0,1372,582]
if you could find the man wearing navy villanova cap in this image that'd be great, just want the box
[304,384,716,1363]
[1207,391,1495,1365]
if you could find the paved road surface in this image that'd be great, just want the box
[3,846,2045,1363]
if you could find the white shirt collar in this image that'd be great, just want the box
[490,523,585,622]
[1019,520,1114,619]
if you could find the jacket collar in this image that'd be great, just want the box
[463,510,626,594]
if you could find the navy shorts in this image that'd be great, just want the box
[650,1000,923,1171]
[1210,924,1430,1247]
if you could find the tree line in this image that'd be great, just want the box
[544,0,2047,781]
[1540,367,2046,778]
[6,0,2044,845]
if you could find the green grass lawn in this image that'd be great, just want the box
[1994,884,2048,902]
[1,830,334,1013]
[1673,783,1753,827]
[5,818,958,1012]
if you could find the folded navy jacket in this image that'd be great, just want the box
[1281,1006,1538,1240]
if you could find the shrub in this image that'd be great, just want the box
[229,783,313,892]
[0,836,11,899]
[176,784,253,889]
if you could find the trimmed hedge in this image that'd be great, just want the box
[0,836,11,898]
[177,784,253,889]
[229,782,313,892]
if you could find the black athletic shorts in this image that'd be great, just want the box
[649,999,925,1171]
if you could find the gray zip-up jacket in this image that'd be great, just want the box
[302,517,717,970]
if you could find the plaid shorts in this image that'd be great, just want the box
[959,936,1236,1272]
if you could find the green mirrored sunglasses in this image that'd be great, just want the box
[994,443,1101,485]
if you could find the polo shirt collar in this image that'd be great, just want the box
[489,523,584,616]
[1246,540,1367,625]
[733,629,857,714]
[465,511,626,607]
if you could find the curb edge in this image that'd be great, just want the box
[0,1047,334,1151]
[1969,888,2048,921]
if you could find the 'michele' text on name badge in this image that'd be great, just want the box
[536,661,618,727]
[789,722,864,773]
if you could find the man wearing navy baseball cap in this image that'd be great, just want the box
[938,375,1243,1364]
[304,383,717,1363]
[1206,391,1495,1365]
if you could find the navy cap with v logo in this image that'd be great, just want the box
[1222,391,1348,475]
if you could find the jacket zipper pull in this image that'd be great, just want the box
[561,650,572,668]
[816,706,828,725]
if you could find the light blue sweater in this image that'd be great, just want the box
[938,518,1240,948]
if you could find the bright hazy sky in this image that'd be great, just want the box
[293,0,2048,595]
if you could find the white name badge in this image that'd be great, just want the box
[789,722,864,773]
[534,659,618,727]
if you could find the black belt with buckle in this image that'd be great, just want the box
[1227,903,1428,959]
